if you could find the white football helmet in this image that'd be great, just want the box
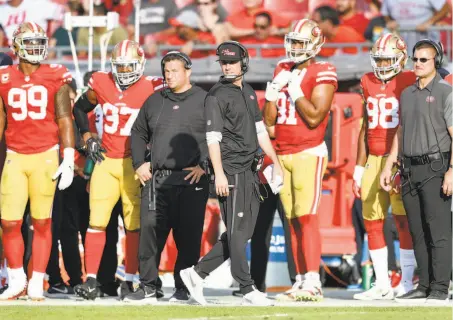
[110,40,146,87]
[284,19,324,64]
[370,34,408,81]
[12,22,48,64]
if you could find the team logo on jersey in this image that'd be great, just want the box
[1,73,9,83]
[250,95,255,100]
[173,105,179,110]
[426,96,435,103]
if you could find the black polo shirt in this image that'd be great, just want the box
[205,78,262,175]
[401,72,452,157]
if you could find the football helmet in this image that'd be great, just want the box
[110,40,146,87]
[370,34,408,81]
[284,19,324,64]
[12,22,48,64]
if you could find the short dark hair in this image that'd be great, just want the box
[315,6,340,26]
[255,12,272,25]
[162,55,190,69]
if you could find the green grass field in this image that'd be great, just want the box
[1,306,451,320]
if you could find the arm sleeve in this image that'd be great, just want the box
[131,98,152,170]
[73,92,97,135]
[205,95,224,133]
[444,91,452,128]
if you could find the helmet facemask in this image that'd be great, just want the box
[111,59,145,87]
[15,35,48,64]
[284,32,324,64]
[370,52,405,82]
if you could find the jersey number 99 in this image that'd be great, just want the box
[8,86,48,121]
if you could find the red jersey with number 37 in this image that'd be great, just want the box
[361,71,416,156]
[88,72,164,158]
[0,64,72,154]
[273,59,338,155]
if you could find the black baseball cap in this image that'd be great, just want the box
[217,43,242,62]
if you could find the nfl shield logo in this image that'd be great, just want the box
[1,73,9,83]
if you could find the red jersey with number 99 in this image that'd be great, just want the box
[361,70,416,156]
[0,64,72,154]
[88,72,164,158]
[273,59,338,155]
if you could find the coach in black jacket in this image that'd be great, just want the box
[127,51,209,302]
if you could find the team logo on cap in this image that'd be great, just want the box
[222,49,236,56]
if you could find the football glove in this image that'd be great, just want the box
[86,137,106,163]
[287,69,307,103]
[53,148,75,190]
[265,70,292,102]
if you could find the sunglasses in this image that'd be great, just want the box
[411,57,434,63]
[253,24,269,30]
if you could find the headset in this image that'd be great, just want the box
[216,41,249,74]
[160,50,192,77]
[412,39,444,69]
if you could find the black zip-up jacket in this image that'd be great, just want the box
[131,85,208,184]
[205,78,262,175]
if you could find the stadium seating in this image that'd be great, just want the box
[219,0,244,14]
[264,0,309,21]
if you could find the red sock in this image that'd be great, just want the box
[1,219,24,269]
[364,219,386,250]
[31,218,52,273]
[300,214,321,272]
[289,217,306,275]
[393,215,413,250]
[125,231,139,275]
[84,229,106,277]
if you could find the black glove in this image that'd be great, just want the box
[86,137,106,163]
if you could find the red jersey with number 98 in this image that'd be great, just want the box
[273,59,338,155]
[361,70,416,156]
[0,64,72,154]
[88,72,164,158]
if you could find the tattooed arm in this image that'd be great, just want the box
[52,84,75,190]
[55,84,75,149]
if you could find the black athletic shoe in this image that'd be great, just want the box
[169,288,190,302]
[47,283,74,295]
[119,281,133,300]
[123,283,157,301]
[74,277,100,300]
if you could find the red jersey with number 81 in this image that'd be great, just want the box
[88,72,164,158]
[361,71,416,156]
[273,59,338,155]
[0,64,72,154]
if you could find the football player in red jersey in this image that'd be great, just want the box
[72,40,164,300]
[263,19,337,302]
[0,22,75,300]
[352,34,417,300]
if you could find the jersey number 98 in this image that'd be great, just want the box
[366,97,399,129]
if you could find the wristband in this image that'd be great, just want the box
[353,165,365,188]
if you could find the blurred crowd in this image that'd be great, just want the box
[0,0,452,60]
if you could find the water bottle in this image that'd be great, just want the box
[83,157,95,179]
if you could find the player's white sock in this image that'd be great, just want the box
[31,271,45,283]
[87,274,97,279]
[400,249,416,289]
[369,247,389,288]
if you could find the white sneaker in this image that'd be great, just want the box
[242,289,274,306]
[294,280,323,302]
[275,278,304,301]
[180,267,207,305]
[0,268,27,300]
[353,284,394,300]
[27,277,44,301]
